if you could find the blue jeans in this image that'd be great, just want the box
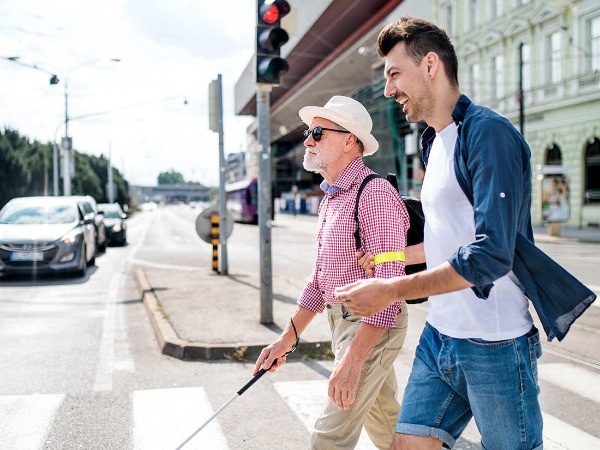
[396,322,543,449]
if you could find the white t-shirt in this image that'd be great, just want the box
[420,122,532,340]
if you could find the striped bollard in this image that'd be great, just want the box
[210,212,219,272]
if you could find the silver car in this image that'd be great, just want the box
[0,196,97,277]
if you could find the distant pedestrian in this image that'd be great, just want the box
[253,95,410,449]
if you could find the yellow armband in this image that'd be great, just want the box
[373,251,405,265]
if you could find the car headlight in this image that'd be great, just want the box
[61,228,83,245]
[112,223,122,232]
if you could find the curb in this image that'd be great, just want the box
[135,269,331,361]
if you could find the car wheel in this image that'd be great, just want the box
[76,245,88,277]
[97,228,107,252]
[88,249,96,266]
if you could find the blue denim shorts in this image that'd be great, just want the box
[396,322,543,449]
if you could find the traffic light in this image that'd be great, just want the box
[256,0,290,85]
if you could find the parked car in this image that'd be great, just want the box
[0,196,97,277]
[67,195,107,252]
[98,203,127,246]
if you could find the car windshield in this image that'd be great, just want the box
[0,204,78,224]
[103,209,122,219]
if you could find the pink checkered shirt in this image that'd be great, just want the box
[298,158,410,328]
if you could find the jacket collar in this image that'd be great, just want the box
[421,93,472,165]
[451,94,472,127]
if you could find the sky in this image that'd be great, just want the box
[0,0,256,187]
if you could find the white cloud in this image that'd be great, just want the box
[0,0,255,187]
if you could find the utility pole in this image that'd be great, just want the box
[62,79,73,196]
[256,84,273,324]
[209,74,228,275]
[107,142,115,203]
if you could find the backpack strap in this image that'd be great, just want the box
[353,174,381,250]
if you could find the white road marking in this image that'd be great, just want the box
[132,387,228,450]
[93,271,121,391]
[274,380,383,449]
[543,414,600,449]
[0,394,64,450]
[539,363,600,404]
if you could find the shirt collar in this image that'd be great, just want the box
[320,157,366,195]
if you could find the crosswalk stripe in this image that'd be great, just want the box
[539,363,600,404]
[543,414,600,449]
[276,370,600,450]
[274,380,375,449]
[0,394,64,450]
[132,387,228,450]
[2,366,599,450]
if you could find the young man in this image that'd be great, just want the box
[253,96,410,449]
[336,17,545,449]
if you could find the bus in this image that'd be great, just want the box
[226,178,258,224]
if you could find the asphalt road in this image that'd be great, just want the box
[0,204,598,449]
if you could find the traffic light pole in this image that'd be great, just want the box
[257,84,273,324]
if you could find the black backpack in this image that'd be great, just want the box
[353,173,428,304]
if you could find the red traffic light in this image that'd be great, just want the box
[259,0,290,25]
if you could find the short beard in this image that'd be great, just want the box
[303,151,325,173]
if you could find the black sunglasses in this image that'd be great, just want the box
[303,126,350,142]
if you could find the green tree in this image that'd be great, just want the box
[71,152,103,200]
[0,128,32,208]
[0,127,131,209]
[157,169,185,185]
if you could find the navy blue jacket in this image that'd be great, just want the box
[421,94,596,341]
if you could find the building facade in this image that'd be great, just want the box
[235,0,600,228]
[438,0,600,228]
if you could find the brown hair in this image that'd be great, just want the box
[377,16,459,87]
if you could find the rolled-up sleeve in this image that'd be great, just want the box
[359,182,409,327]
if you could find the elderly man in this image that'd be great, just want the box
[253,95,410,449]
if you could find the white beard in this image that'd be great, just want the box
[302,150,325,173]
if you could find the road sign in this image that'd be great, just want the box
[195,206,234,243]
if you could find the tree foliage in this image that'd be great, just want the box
[157,169,186,185]
[0,127,131,210]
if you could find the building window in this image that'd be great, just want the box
[491,55,504,100]
[547,31,562,84]
[469,62,481,101]
[491,0,504,19]
[470,0,478,30]
[445,4,453,37]
[591,16,600,71]
[545,143,562,165]
[584,138,600,204]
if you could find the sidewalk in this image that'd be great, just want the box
[136,266,332,362]
[136,218,600,362]
[532,224,600,243]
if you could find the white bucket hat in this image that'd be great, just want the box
[299,95,379,156]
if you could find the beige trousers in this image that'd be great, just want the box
[310,303,408,450]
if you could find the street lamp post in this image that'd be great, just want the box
[55,58,120,196]
[51,94,187,197]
